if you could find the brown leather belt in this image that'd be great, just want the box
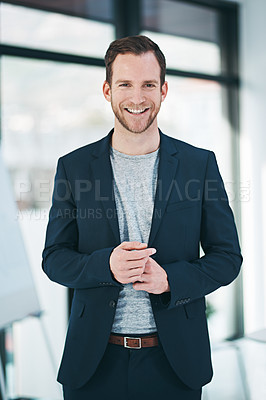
[109,334,158,349]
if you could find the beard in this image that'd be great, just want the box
[111,100,161,134]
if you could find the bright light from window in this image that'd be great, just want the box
[142,30,221,75]
[0,3,115,58]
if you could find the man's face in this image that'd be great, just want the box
[103,51,168,134]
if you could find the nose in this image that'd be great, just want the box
[130,87,146,104]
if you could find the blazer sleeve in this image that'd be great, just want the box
[161,151,243,309]
[42,157,121,289]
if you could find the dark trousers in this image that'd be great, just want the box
[63,336,202,400]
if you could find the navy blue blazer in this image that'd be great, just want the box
[42,129,242,390]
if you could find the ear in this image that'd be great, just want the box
[161,81,168,102]
[103,80,111,102]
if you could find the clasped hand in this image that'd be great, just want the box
[109,241,170,294]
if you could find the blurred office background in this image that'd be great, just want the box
[0,0,265,399]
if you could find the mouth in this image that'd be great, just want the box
[124,107,150,115]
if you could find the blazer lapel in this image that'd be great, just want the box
[148,131,179,246]
[90,130,120,244]
[89,129,179,247]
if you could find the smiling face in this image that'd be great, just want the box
[103,51,168,135]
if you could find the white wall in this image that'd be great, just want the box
[228,0,266,333]
[12,214,67,400]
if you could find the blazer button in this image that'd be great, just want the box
[109,300,116,308]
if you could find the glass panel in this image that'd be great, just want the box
[159,75,233,185]
[1,56,113,397]
[1,56,113,209]
[142,30,221,75]
[5,0,114,22]
[0,3,115,58]
[142,0,220,42]
[141,0,221,74]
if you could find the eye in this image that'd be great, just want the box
[119,83,130,87]
[145,83,155,88]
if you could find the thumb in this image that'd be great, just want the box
[145,257,156,267]
[120,241,148,251]
[144,258,153,270]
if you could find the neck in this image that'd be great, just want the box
[111,121,160,156]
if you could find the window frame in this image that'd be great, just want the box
[0,0,243,336]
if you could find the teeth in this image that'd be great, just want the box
[126,108,147,114]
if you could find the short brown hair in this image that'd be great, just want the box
[104,35,166,87]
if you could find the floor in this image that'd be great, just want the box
[202,335,266,400]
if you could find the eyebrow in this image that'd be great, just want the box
[114,79,159,85]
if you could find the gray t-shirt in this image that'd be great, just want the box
[110,146,159,334]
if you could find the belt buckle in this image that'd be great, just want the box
[124,336,141,349]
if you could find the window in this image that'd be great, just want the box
[139,0,241,342]
[1,3,115,58]
[0,0,241,397]
[0,2,115,398]
[142,0,222,74]
[2,57,113,209]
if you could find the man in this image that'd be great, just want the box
[42,36,242,400]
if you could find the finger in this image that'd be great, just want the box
[118,265,144,277]
[126,275,145,284]
[134,275,148,283]
[132,282,151,291]
[144,261,152,274]
[125,248,156,260]
[119,241,147,251]
[127,266,145,276]
[127,257,148,269]
[145,257,153,264]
